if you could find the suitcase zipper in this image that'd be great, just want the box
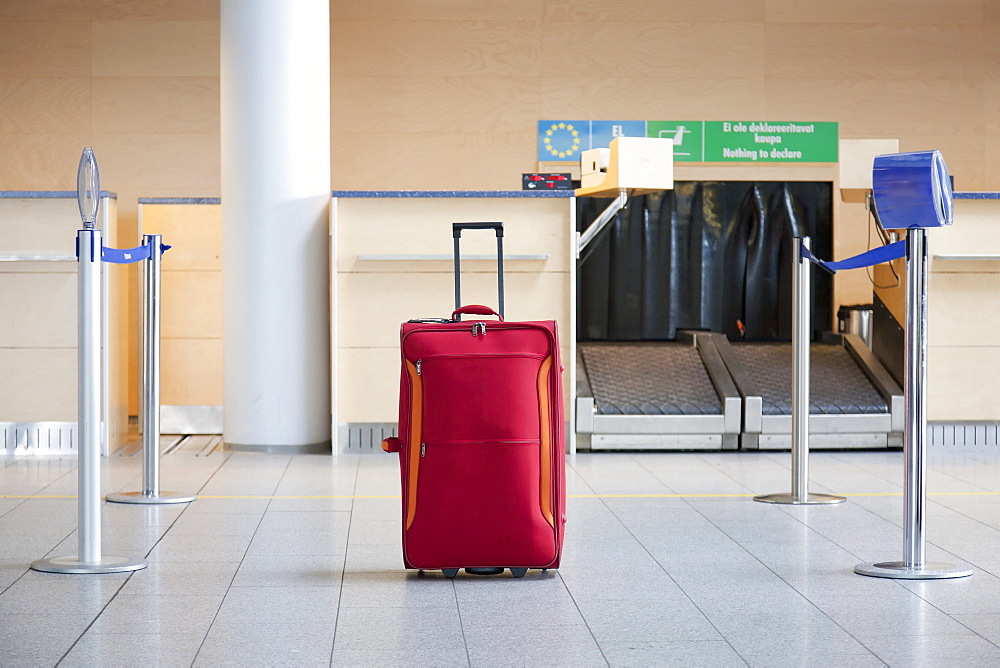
[420,442,426,457]
[416,359,422,375]
[471,322,487,336]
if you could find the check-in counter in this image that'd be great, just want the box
[926,193,1000,421]
[874,192,1000,422]
[138,191,576,451]
[138,198,223,433]
[0,191,127,454]
[331,190,575,452]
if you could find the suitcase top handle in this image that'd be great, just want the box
[452,305,504,321]
[453,222,504,320]
[453,221,503,238]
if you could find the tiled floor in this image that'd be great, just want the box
[4,439,1000,666]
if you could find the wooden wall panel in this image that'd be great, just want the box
[0,78,90,134]
[765,24,984,80]
[0,21,91,77]
[93,0,219,21]
[764,0,985,24]
[92,21,219,76]
[90,133,220,197]
[331,131,531,190]
[92,77,219,134]
[0,134,91,189]
[332,77,540,134]
[765,80,984,135]
[543,1,765,22]
[540,77,766,119]
[331,21,541,77]
[332,0,541,21]
[541,22,766,78]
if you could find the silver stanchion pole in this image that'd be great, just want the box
[108,235,195,505]
[31,226,147,574]
[755,236,845,506]
[856,229,971,579]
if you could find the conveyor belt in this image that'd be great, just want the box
[580,343,721,416]
[574,333,902,451]
[729,342,887,415]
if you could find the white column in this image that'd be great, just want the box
[221,0,331,452]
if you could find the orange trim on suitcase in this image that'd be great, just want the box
[538,356,554,528]
[405,359,422,530]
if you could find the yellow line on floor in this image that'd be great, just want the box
[2,491,1000,500]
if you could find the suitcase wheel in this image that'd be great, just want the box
[442,569,459,578]
[466,567,504,576]
[509,568,528,578]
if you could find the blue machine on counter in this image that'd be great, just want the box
[872,150,953,230]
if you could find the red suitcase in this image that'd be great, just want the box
[382,222,565,578]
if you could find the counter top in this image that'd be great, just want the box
[0,191,117,199]
[331,190,574,198]
[954,192,1000,199]
[139,197,221,204]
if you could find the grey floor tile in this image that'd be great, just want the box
[268,496,355,512]
[0,614,93,665]
[62,632,206,667]
[861,633,1000,666]
[146,532,254,563]
[164,511,264,536]
[952,612,1000,644]
[898,575,1000,615]
[575,598,722,642]
[0,578,126,617]
[120,561,240,596]
[333,605,463,652]
[330,647,470,667]
[231,554,345,587]
[180,496,271,515]
[246,527,348,557]
[344,543,405,573]
[89,592,224,635]
[600,639,747,667]
[0,562,27,589]
[465,623,606,666]
[195,621,335,666]
[340,570,460,608]
[214,585,339,627]
[257,509,351,532]
[819,595,975,640]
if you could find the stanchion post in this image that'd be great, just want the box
[107,235,195,505]
[754,236,845,506]
[144,233,162,496]
[31,228,147,574]
[855,229,971,579]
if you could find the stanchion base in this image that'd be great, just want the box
[855,560,973,580]
[31,555,147,575]
[106,491,196,505]
[753,492,846,505]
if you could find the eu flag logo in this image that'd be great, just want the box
[538,120,590,162]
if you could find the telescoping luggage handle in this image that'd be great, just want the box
[452,222,504,321]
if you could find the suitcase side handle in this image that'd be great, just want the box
[451,304,504,321]
[452,222,504,321]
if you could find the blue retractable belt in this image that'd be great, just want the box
[801,240,905,274]
[79,242,172,264]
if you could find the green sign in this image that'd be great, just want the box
[704,121,838,162]
[645,121,704,162]
[539,120,839,163]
